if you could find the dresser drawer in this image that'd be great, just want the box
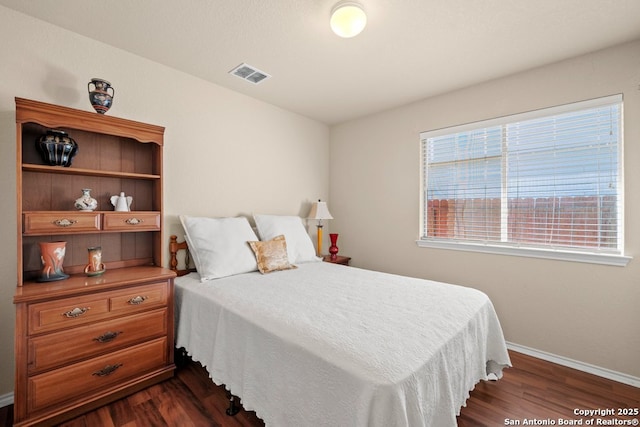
[28,337,167,413]
[103,212,160,231]
[28,282,169,334]
[28,308,168,374]
[23,211,101,235]
[28,295,110,335]
[109,282,168,314]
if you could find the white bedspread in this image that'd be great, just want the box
[175,262,510,427]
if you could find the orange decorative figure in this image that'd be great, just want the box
[84,246,106,276]
[38,241,69,282]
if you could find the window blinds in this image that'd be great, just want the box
[420,94,623,254]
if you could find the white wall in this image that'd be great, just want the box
[0,6,329,397]
[2,2,638,405]
[330,39,640,378]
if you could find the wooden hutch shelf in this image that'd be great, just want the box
[22,163,162,180]
[13,98,175,426]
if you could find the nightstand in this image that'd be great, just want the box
[322,255,351,266]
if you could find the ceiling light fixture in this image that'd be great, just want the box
[330,1,367,38]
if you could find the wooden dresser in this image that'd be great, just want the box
[13,98,176,426]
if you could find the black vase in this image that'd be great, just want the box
[36,130,78,167]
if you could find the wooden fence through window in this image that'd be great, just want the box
[426,196,617,248]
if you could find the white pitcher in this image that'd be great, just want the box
[110,192,133,212]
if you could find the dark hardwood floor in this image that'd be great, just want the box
[2,350,638,426]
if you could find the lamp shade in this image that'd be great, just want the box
[330,1,367,38]
[308,201,333,220]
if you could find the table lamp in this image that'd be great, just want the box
[307,199,333,255]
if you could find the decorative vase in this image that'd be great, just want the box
[329,233,339,260]
[36,130,78,167]
[88,78,115,114]
[84,246,106,276]
[110,192,133,211]
[75,188,98,211]
[38,241,69,282]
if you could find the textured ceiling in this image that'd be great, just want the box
[2,0,640,124]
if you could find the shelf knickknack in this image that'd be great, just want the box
[36,129,78,167]
[37,241,69,282]
[74,188,98,211]
[88,78,115,114]
[111,192,133,211]
[84,246,106,276]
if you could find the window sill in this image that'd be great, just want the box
[415,239,632,267]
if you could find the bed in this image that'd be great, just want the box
[170,214,511,427]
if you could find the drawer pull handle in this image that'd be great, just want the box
[125,217,144,225]
[127,295,148,305]
[53,218,77,227]
[63,307,90,318]
[94,331,122,343]
[92,363,123,377]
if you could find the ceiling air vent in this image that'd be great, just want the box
[229,63,271,84]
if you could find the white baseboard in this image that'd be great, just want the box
[507,341,640,388]
[0,391,13,408]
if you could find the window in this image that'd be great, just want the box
[418,95,629,265]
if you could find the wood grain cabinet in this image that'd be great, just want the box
[13,98,176,426]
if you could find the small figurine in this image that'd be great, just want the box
[110,192,133,212]
[84,246,106,276]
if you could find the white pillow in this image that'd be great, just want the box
[180,215,259,281]
[253,214,320,264]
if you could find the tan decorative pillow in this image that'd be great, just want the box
[248,235,297,274]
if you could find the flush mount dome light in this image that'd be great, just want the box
[330,1,367,38]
